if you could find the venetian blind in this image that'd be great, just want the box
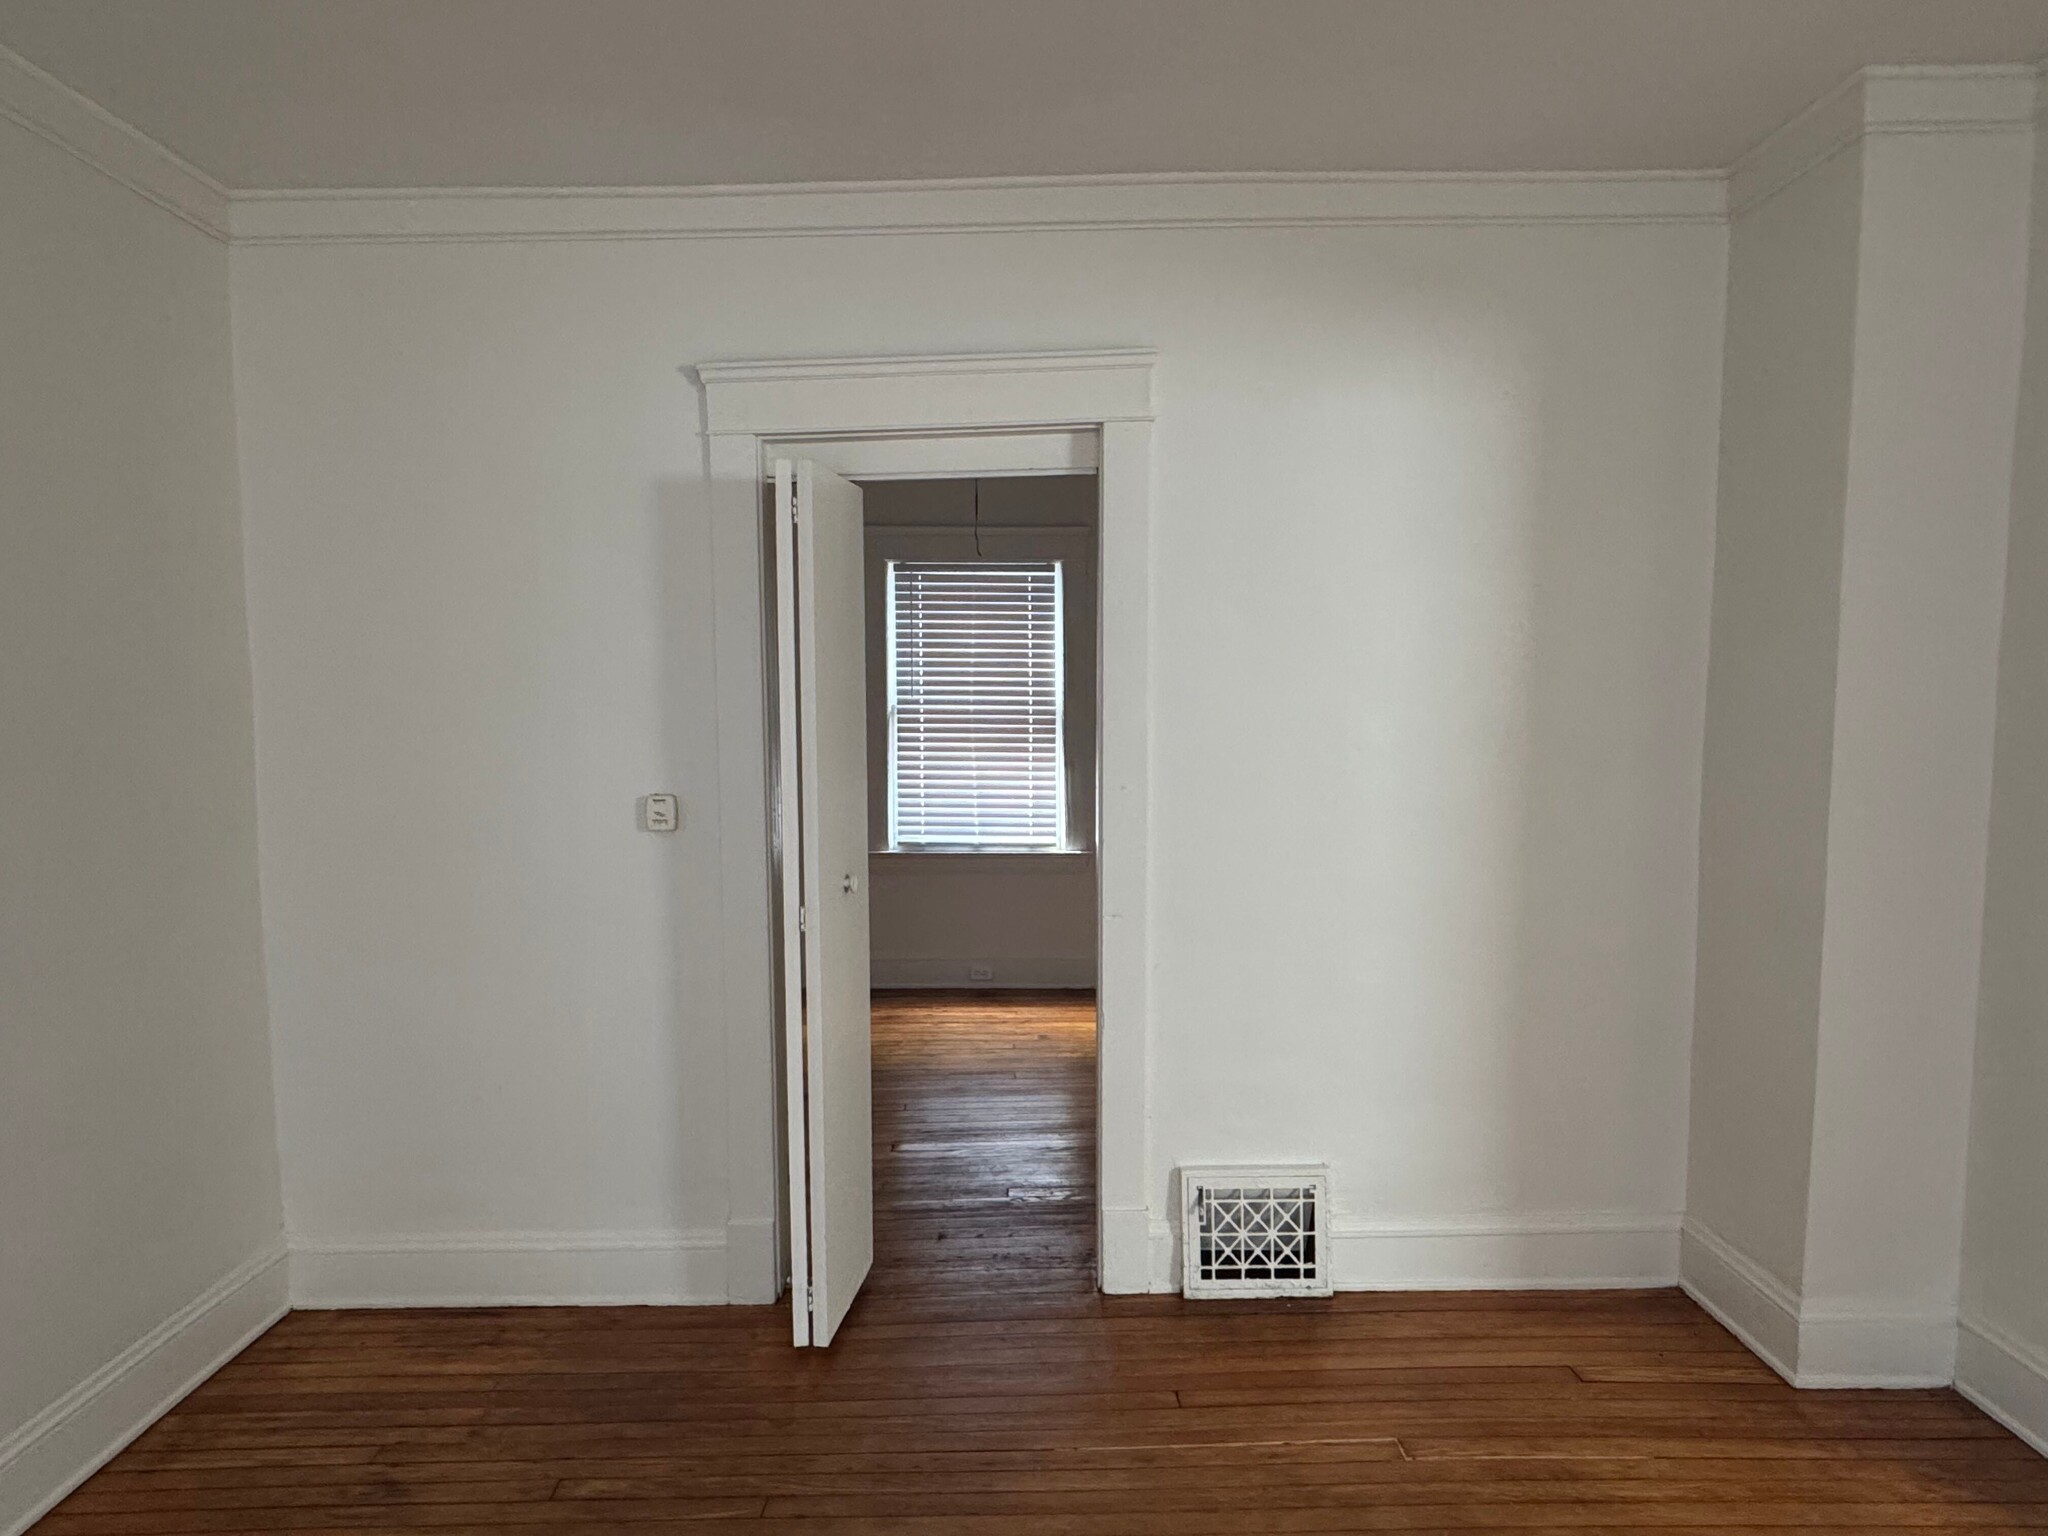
[888,560,1064,848]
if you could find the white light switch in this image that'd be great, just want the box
[642,793,680,833]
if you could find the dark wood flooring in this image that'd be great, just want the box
[868,988,1098,1312]
[34,989,2048,1532]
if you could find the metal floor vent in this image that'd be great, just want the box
[1181,1165,1332,1298]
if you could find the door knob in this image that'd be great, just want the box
[841,873,859,894]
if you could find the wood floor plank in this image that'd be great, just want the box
[32,989,2048,1532]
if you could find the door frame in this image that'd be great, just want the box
[699,350,1158,1300]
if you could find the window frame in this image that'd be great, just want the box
[883,557,1069,853]
[862,521,1095,858]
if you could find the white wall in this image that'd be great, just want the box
[1958,102,2048,1454]
[231,207,1726,1301]
[867,856,1095,988]
[861,476,1097,990]
[1683,78,2035,1388]
[1686,143,1863,1302]
[0,115,284,1530]
[1803,124,2032,1340]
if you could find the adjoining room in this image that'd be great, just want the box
[859,474,1101,1316]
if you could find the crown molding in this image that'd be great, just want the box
[1729,64,2039,217]
[4,45,2040,246]
[226,171,1725,244]
[0,41,229,241]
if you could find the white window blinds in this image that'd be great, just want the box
[888,560,1065,848]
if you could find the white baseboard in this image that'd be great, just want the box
[870,957,1095,989]
[1956,1315,2048,1457]
[1329,1213,1681,1291]
[1139,1209,1681,1298]
[0,1245,288,1536]
[1796,1306,1957,1388]
[1680,1217,1802,1382]
[288,1229,728,1307]
[1679,1218,1958,1388]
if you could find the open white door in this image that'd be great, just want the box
[772,457,874,1347]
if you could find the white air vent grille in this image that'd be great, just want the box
[1181,1165,1332,1298]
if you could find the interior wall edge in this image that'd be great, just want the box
[0,1246,287,1536]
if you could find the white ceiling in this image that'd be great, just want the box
[2,0,2045,190]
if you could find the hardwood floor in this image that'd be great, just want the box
[868,988,1098,1314]
[35,989,2048,1532]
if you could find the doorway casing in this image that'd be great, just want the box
[699,350,1158,1301]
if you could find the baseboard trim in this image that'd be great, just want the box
[1795,1306,1957,1388]
[1329,1213,1681,1291]
[1956,1316,2048,1457]
[1679,1219,1959,1387]
[1142,1209,1682,1297]
[1679,1218,1802,1383]
[288,1230,728,1308]
[0,1245,288,1536]
[870,958,1096,989]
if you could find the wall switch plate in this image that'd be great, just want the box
[642,793,680,833]
[968,965,994,982]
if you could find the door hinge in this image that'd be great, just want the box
[798,904,808,933]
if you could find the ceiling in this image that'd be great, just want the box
[2,0,2046,190]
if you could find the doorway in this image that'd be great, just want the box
[769,454,1102,1344]
[858,474,1101,1318]
[698,348,1157,1337]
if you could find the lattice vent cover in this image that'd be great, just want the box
[1181,1165,1333,1298]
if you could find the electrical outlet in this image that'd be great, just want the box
[642,793,679,833]
[968,965,994,982]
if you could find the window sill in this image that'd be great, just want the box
[870,849,1094,873]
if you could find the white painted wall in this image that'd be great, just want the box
[1687,144,1864,1299]
[1683,82,2035,1388]
[1803,125,2033,1336]
[1958,104,2048,1453]
[231,209,1725,1299]
[867,855,1096,989]
[0,115,283,1528]
[861,476,1098,990]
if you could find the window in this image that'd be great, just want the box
[887,560,1065,849]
